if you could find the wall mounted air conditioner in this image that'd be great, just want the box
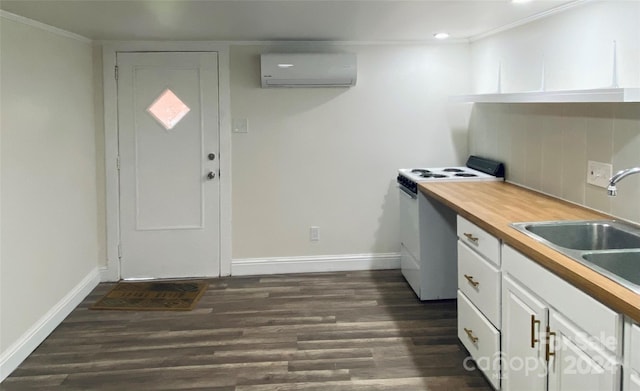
[260,53,357,88]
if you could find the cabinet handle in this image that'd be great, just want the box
[545,326,556,362]
[464,274,480,287]
[464,233,479,243]
[464,327,479,343]
[530,315,540,348]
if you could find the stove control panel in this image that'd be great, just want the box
[397,174,418,194]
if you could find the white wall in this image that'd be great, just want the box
[471,1,640,93]
[468,1,640,223]
[231,44,471,261]
[0,15,99,377]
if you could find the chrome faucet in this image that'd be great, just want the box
[607,167,640,196]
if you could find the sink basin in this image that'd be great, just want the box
[510,220,640,294]
[582,251,640,287]
[522,221,640,250]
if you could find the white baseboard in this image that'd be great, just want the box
[231,252,400,276]
[0,267,100,382]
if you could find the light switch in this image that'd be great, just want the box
[232,118,248,133]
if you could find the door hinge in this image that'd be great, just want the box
[116,156,120,170]
[117,243,122,259]
[115,65,119,80]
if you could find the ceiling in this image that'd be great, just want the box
[0,0,582,42]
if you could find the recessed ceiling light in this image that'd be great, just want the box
[433,32,450,40]
[277,63,294,68]
[512,0,533,3]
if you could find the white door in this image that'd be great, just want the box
[117,52,220,279]
[501,274,547,391]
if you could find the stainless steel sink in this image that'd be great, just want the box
[521,221,640,250]
[582,251,640,287]
[510,220,640,294]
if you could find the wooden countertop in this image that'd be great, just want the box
[418,181,640,323]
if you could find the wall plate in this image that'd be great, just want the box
[587,160,613,188]
[232,118,248,133]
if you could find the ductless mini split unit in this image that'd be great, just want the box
[260,53,357,88]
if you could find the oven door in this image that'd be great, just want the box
[398,185,421,297]
[400,244,420,297]
[398,185,419,260]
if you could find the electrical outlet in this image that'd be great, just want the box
[309,226,320,242]
[587,160,613,188]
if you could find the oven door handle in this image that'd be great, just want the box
[398,185,417,200]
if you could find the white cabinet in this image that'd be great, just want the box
[454,216,628,391]
[630,321,640,370]
[501,274,547,391]
[502,245,622,355]
[548,311,620,391]
[624,320,640,391]
[501,245,622,391]
[456,215,501,389]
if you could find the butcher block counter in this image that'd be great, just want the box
[418,180,640,323]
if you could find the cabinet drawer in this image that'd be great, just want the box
[458,290,500,390]
[458,241,501,328]
[457,215,500,266]
[630,322,640,371]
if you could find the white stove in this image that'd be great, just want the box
[398,166,500,183]
[397,156,504,301]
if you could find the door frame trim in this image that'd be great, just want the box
[101,42,232,281]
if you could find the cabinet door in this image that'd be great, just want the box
[501,274,547,391]
[630,373,640,391]
[626,320,640,391]
[547,311,620,391]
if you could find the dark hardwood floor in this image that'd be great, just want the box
[1,270,492,390]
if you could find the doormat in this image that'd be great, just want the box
[90,280,208,311]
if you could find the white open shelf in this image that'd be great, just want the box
[450,88,640,103]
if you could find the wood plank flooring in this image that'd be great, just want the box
[1,270,493,390]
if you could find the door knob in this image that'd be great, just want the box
[207,171,216,180]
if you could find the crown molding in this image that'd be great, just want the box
[96,39,469,47]
[0,10,92,44]
[470,0,590,42]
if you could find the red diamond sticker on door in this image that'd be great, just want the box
[146,89,190,130]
